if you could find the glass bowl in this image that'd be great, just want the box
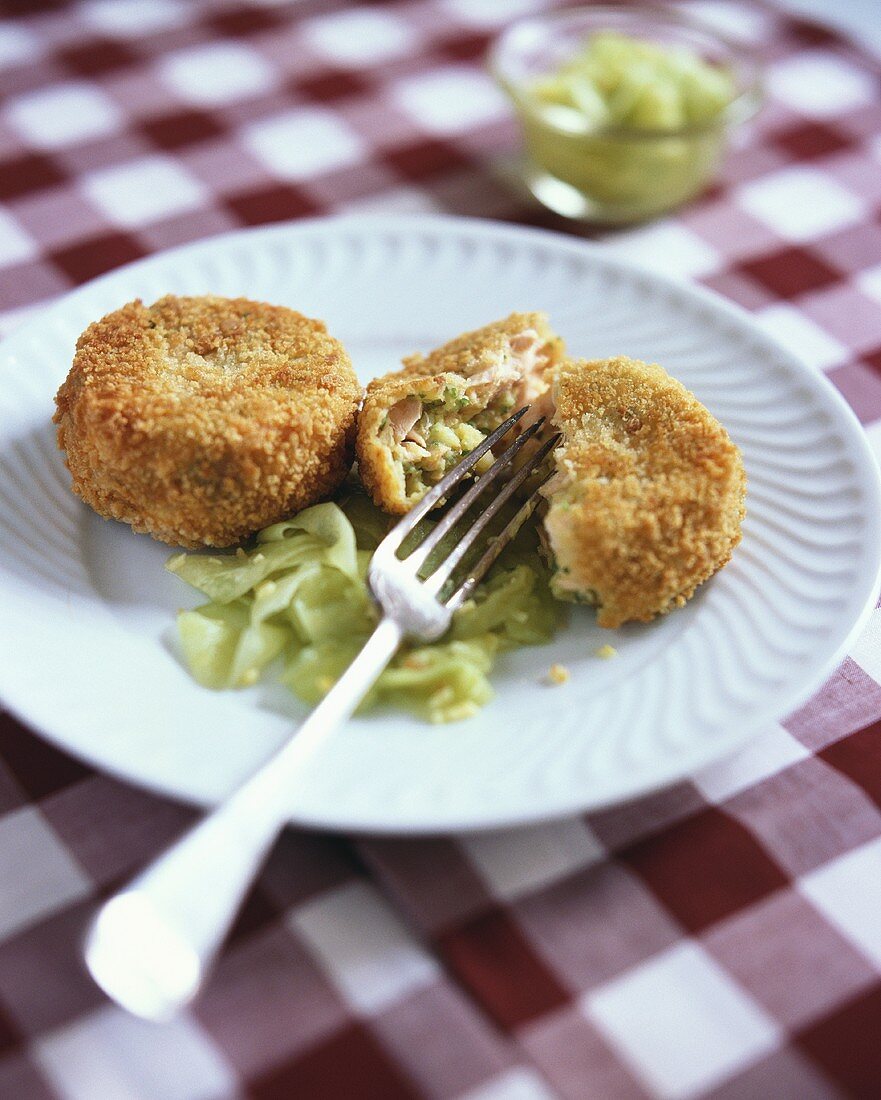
[489,5,762,225]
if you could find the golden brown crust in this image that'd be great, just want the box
[53,295,362,547]
[368,312,564,394]
[542,356,746,628]
[357,313,564,514]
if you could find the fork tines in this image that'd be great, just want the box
[377,406,562,611]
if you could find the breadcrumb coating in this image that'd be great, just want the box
[542,356,745,628]
[357,313,565,514]
[374,312,563,390]
[54,295,362,547]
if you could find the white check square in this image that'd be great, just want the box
[856,263,881,307]
[35,1005,235,1100]
[0,807,90,940]
[586,942,779,1099]
[342,186,443,215]
[82,156,207,228]
[290,881,439,1014]
[243,109,363,181]
[801,837,881,969]
[441,0,546,25]
[670,2,771,41]
[769,51,876,118]
[5,82,122,150]
[754,303,848,371]
[0,23,40,70]
[738,167,864,243]
[81,0,188,36]
[601,221,721,280]
[462,818,603,900]
[0,209,38,269]
[158,43,274,106]
[394,68,509,134]
[461,1067,558,1100]
[693,722,810,802]
[301,9,414,66]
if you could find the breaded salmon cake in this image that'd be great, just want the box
[541,356,745,628]
[54,295,362,548]
[357,313,564,514]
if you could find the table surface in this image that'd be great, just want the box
[775,0,881,54]
[2,2,881,1098]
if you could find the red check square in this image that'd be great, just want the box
[864,347,881,377]
[295,69,371,105]
[437,31,493,64]
[58,39,137,79]
[226,183,320,226]
[142,108,226,151]
[620,807,789,933]
[0,713,90,802]
[208,7,285,39]
[796,985,881,1096]
[50,231,145,284]
[0,152,66,202]
[785,17,842,47]
[439,909,570,1029]
[249,1022,420,1100]
[773,121,854,161]
[820,717,881,809]
[739,246,842,298]
[383,138,474,185]
[0,1003,21,1057]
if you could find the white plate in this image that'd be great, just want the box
[0,215,879,833]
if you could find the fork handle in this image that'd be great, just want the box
[84,617,403,1022]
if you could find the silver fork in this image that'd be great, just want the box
[84,407,561,1022]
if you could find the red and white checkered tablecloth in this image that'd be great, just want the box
[2,0,881,1097]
